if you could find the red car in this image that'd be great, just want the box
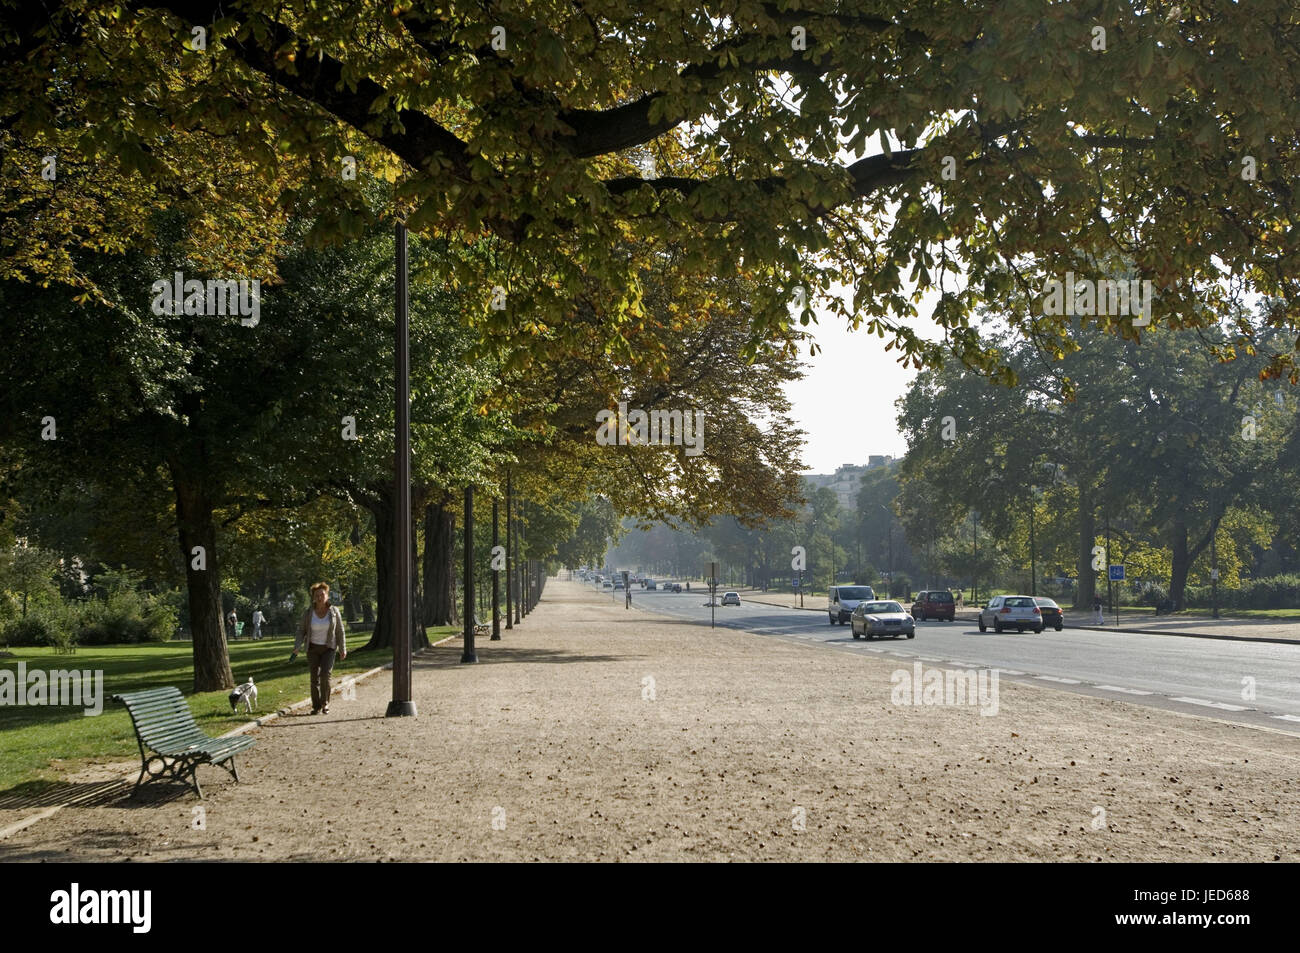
[910,590,956,622]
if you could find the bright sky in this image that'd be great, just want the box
[786,291,943,475]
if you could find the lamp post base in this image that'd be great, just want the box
[385,700,417,717]
[460,651,478,663]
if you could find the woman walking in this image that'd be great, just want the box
[290,583,347,714]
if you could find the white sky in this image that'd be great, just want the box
[786,290,943,474]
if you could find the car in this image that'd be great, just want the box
[645,579,657,590]
[1034,597,1064,631]
[978,595,1043,633]
[828,585,876,625]
[850,600,916,640]
[721,591,741,606]
[911,590,956,622]
[602,581,614,590]
[614,579,625,590]
[670,583,682,593]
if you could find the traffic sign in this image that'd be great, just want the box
[1108,564,1125,581]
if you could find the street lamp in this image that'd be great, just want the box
[876,504,892,597]
[1029,485,1039,597]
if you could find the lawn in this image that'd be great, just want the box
[0,627,456,792]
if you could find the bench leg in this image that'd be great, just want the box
[216,755,240,783]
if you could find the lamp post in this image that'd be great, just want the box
[972,509,979,607]
[876,504,892,597]
[386,222,415,718]
[1029,485,1039,597]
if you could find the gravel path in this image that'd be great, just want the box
[2,579,1298,861]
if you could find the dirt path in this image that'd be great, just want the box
[2,579,1298,861]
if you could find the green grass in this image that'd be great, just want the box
[0,627,456,792]
[1162,607,1300,620]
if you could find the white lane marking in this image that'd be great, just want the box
[912,656,943,662]
[1034,675,1083,684]
[1271,714,1300,723]
[1093,685,1156,696]
[1170,696,1249,712]
[998,670,1026,676]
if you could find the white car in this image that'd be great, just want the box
[978,595,1044,633]
[850,601,915,640]
[828,585,876,625]
[721,591,741,606]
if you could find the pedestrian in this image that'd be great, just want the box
[251,607,266,640]
[955,588,964,609]
[226,607,238,640]
[1093,595,1105,625]
[290,583,347,714]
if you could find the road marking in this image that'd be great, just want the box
[1170,696,1249,712]
[1271,714,1300,723]
[1033,675,1082,684]
[998,669,1026,676]
[1093,685,1156,696]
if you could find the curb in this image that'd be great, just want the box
[1068,624,1300,646]
[0,635,458,841]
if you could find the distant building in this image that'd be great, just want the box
[805,458,894,510]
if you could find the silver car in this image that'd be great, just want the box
[850,601,916,640]
[978,595,1044,633]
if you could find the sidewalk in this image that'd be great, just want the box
[735,587,1300,643]
[2,578,1297,862]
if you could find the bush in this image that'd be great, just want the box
[1184,574,1300,610]
[75,588,177,645]
[3,613,63,647]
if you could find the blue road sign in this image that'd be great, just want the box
[1109,564,1125,581]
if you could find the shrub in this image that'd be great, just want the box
[75,588,177,645]
[3,613,62,647]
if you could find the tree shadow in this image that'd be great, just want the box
[0,776,192,810]
[412,645,636,669]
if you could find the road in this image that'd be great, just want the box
[616,584,1300,734]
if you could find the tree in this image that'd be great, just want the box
[7,0,1300,382]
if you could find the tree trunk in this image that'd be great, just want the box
[1074,492,1096,612]
[171,464,234,692]
[422,498,457,626]
[345,520,362,622]
[1169,517,1190,610]
[363,489,430,652]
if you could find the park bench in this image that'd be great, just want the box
[113,687,256,799]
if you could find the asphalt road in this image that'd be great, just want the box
[613,584,1300,734]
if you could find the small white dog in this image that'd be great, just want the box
[228,676,257,714]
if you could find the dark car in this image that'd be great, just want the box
[910,590,956,622]
[670,583,682,593]
[1033,597,1064,631]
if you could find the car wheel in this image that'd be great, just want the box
[1055,624,1063,631]
[906,632,915,639]
[978,619,986,632]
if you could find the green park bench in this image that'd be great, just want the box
[113,687,256,799]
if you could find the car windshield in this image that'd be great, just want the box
[837,587,874,600]
[1005,597,1035,607]
[930,592,953,603]
[862,602,903,613]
